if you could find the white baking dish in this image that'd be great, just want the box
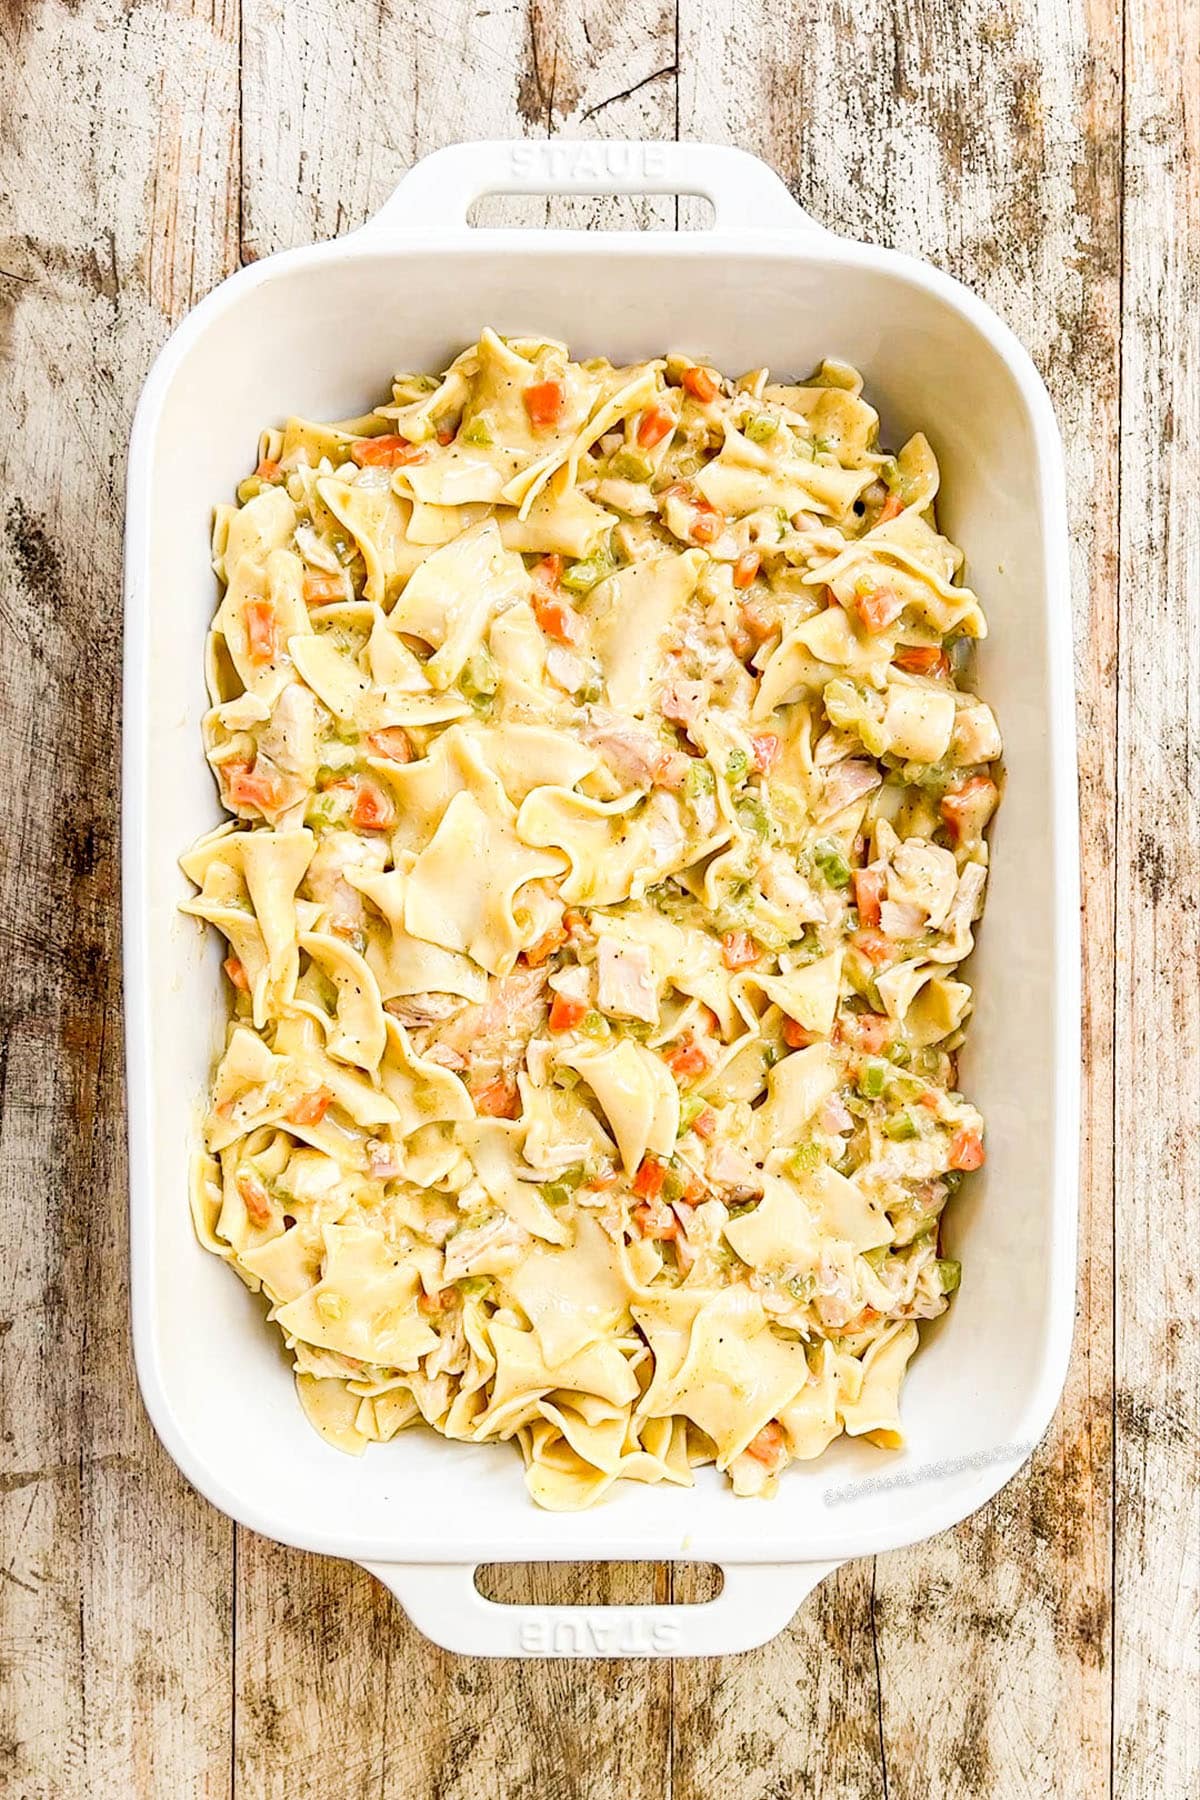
[124,140,1079,1658]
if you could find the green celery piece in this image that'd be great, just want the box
[883,1111,919,1141]
[858,1060,887,1100]
[813,838,851,887]
[744,414,778,444]
[562,553,614,594]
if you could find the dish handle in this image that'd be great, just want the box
[359,1559,842,1658]
[357,140,828,237]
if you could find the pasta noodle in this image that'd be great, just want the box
[182,334,1001,1507]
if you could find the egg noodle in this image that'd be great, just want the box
[182,330,1001,1509]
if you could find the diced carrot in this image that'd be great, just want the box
[632,1157,667,1201]
[437,425,456,446]
[857,586,906,634]
[667,1040,709,1081]
[418,1285,458,1316]
[523,921,567,967]
[852,927,894,967]
[350,434,427,468]
[287,1087,332,1127]
[223,956,249,993]
[877,491,905,524]
[693,1106,717,1140]
[532,591,580,643]
[254,458,282,481]
[948,1127,985,1171]
[733,550,761,589]
[532,553,564,589]
[894,644,949,677]
[745,1420,787,1468]
[852,867,885,929]
[782,1018,816,1050]
[940,775,1000,843]
[637,407,675,449]
[473,1077,519,1119]
[351,781,394,832]
[244,600,278,664]
[303,570,347,606]
[225,759,286,812]
[236,1169,272,1227]
[562,908,588,938]
[524,380,566,427]
[682,365,719,403]
[750,732,780,774]
[632,1196,678,1240]
[689,507,723,546]
[366,726,414,763]
[549,992,587,1032]
[721,930,759,971]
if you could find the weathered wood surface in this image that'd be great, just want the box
[0,0,1195,1792]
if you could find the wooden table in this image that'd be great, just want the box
[2,0,1197,1792]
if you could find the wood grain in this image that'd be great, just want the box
[1,0,1195,1791]
[0,2,241,1796]
[1114,0,1200,1789]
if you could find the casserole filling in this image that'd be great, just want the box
[181,331,1000,1508]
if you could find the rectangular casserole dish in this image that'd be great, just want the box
[124,139,1079,1658]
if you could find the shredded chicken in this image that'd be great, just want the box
[596,936,657,1023]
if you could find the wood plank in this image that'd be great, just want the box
[675,0,1121,1793]
[232,7,679,1794]
[0,1,240,1794]
[240,0,677,254]
[235,1541,673,1799]
[1114,0,1200,1790]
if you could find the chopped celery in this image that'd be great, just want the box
[678,1095,706,1135]
[735,796,770,839]
[883,1111,919,1141]
[461,413,494,447]
[813,838,851,887]
[461,645,498,701]
[858,1060,888,1100]
[727,1199,760,1219]
[457,1274,493,1298]
[685,760,716,799]
[661,1167,685,1203]
[788,1142,821,1176]
[562,552,614,594]
[937,1258,962,1294]
[541,1165,585,1206]
[608,448,653,483]
[725,748,749,783]
[580,1010,609,1039]
[888,1041,912,1066]
[786,1271,816,1302]
[744,413,778,444]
